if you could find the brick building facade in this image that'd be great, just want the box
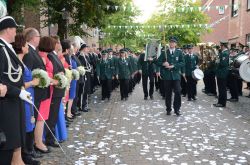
[202,0,250,48]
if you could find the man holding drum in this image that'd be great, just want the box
[184,44,199,101]
[213,41,230,107]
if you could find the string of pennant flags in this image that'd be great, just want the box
[107,14,229,30]
[103,15,229,37]
[97,3,239,13]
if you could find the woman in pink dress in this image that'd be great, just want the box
[34,37,58,153]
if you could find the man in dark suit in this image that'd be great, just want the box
[23,27,48,160]
[77,44,92,112]
[157,36,184,116]
[45,36,66,147]
[0,16,34,165]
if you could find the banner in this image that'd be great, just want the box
[145,39,161,61]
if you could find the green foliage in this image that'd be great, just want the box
[100,0,143,50]
[145,0,210,46]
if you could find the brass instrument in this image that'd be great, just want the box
[198,42,219,71]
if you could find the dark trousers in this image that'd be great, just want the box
[186,76,197,99]
[72,81,80,113]
[237,79,243,96]
[181,75,187,96]
[207,72,217,94]
[101,79,112,99]
[228,73,239,99]
[160,79,165,97]
[129,77,135,93]
[0,149,14,164]
[120,79,129,99]
[155,75,160,91]
[217,77,227,106]
[142,74,154,97]
[78,82,88,110]
[22,131,34,155]
[45,97,62,143]
[164,80,181,112]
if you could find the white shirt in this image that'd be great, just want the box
[169,48,175,55]
[0,37,16,55]
[28,43,36,51]
[53,51,57,55]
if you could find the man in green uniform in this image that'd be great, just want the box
[213,41,229,107]
[181,45,188,97]
[96,50,114,100]
[116,49,133,100]
[107,48,118,90]
[227,47,239,102]
[184,44,199,101]
[157,36,184,116]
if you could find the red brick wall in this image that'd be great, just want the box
[201,0,230,45]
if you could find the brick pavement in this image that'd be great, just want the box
[39,82,250,165]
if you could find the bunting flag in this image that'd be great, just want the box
[107,24,210,29]
[93,3,239,13]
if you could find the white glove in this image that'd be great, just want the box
[19,90,33,105]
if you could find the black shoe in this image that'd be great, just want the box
[121,97,124,101]
[144,97,148,100]
[46,141,60,148]
[175,112,181,116]
[82,108,88,112]
[213,103,225,107]
[228,98,238,102]
[29,150,43,158]
[166,112,171,115]
[150,95,154,100]
[182,95,186,97]
[34,145,51,153]
[72,112,81,116]
[246,95,250,98]
[101,97,105,100]
[192,97,197,100]
[107,97,110,101]
[65,117,73,122]
[22,155,41,165]
[187,98,192,101]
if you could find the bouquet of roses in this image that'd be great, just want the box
[54,73,68,89]
[65,68,73,87]
[32,69,50,88]
[72,69,80,80]
[77,66,86,76]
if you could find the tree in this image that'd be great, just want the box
[100,0,142,49]
[144,0,210,46]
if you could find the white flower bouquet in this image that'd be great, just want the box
[72,69,80,80]
[65,68,73,87]
[54,73,68,89]
[77,66,86,76]
[32,69,50,88]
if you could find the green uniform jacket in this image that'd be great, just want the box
[216,49,229,79]
[116,58,133,79]
[109,56,118,76]
[157,49,184,80]
[137,53,156,76]
[184,54,199,76]
[127,55,137,73]
[96,58,114,80]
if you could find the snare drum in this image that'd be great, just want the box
[233,54,249,68]
[239,59,250,82]
[192,68,204,80]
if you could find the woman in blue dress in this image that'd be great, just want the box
[55,101,68,142]
[12,34,40,164]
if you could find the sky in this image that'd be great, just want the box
[133,0,159,23]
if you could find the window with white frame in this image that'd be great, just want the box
[219,6,225,14]
[248,0,250,10]
[232,0,239,17]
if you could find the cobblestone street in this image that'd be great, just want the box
[39,82,250,165]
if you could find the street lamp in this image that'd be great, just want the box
[62,8,69,39]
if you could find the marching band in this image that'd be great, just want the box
[1,15,250,165]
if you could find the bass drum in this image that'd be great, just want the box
[192,68,204,80]
[239,59,250,82]
[234,54,249,68]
